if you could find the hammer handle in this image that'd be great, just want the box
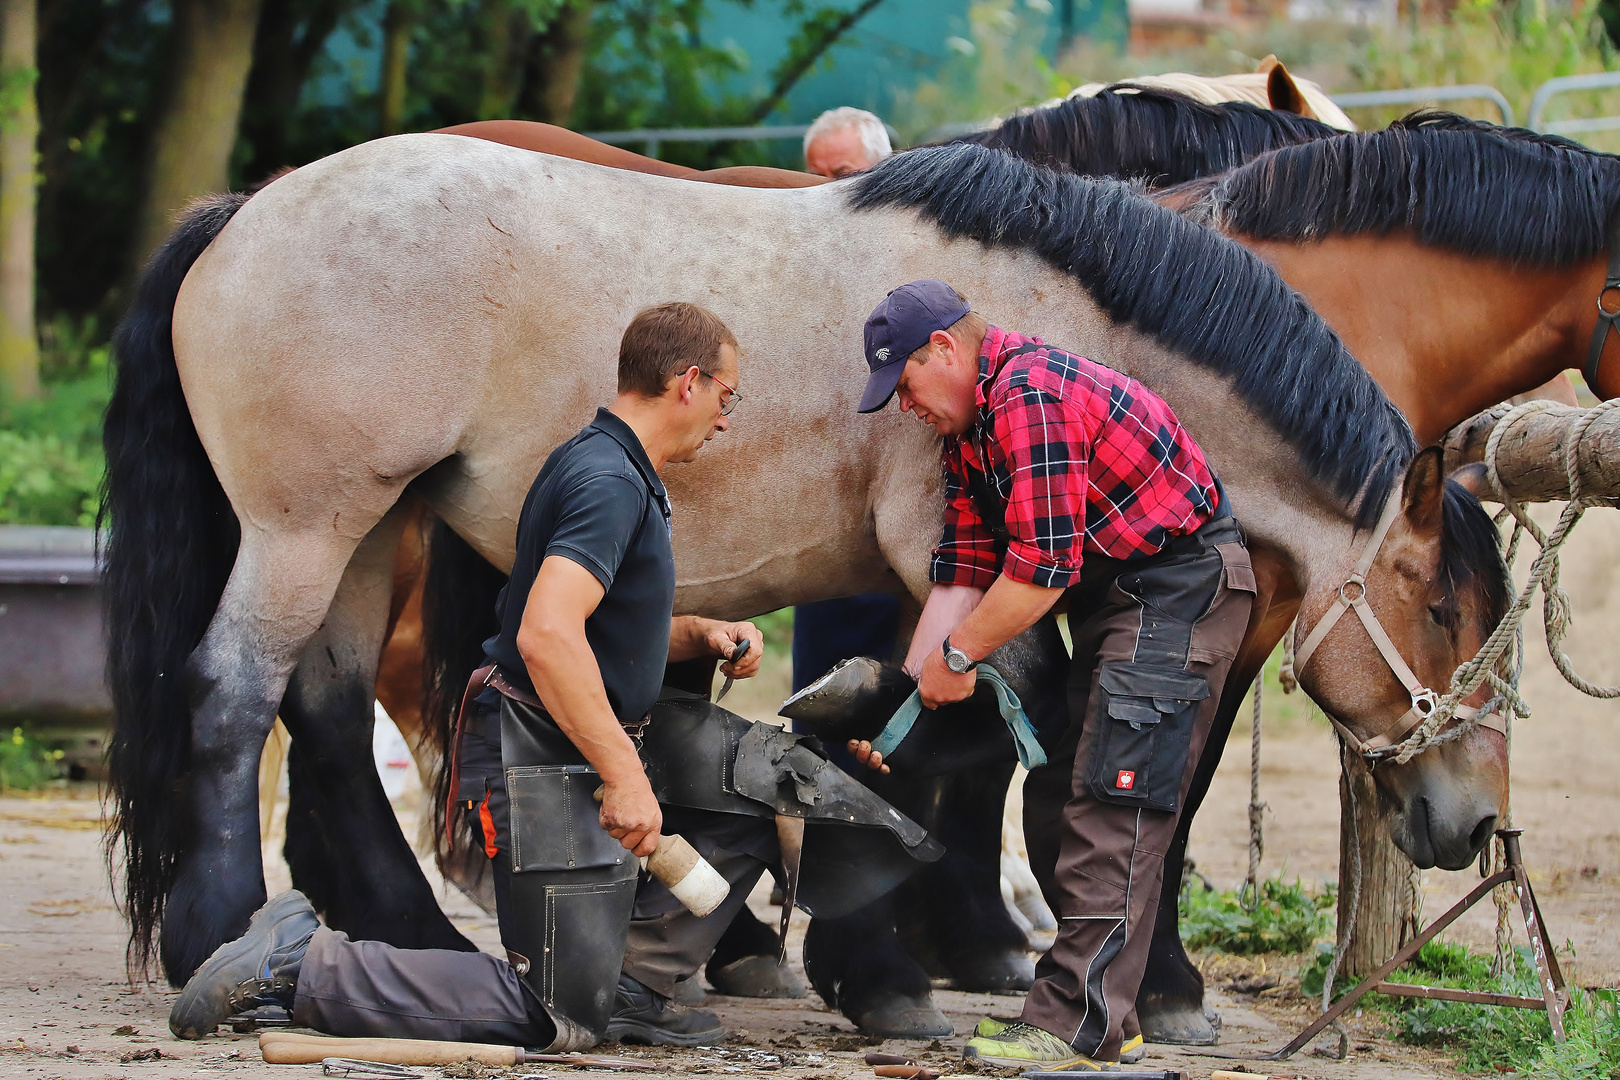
[258,1031,519,1066]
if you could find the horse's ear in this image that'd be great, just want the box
[1401,447,1446,534]
[1447,462,1492,499]
[1265,59,1321,122]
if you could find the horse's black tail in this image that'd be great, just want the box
[101,193,251,978]
[420,515,508,861]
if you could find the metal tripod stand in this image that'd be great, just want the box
[1248,827,1568,1061]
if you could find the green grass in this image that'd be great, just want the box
[1301,939,1620,1078]
[0,319,111,527]
[0,727,66,792]
[1179,875,1336,955]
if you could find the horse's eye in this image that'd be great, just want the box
[1428,601,1449,627]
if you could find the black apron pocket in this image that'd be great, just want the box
[1086,661,1209,812]
[507,764,631,873]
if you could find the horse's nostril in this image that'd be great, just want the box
[1469,814,1498,854]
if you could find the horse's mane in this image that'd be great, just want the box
[849,143,1416,523]
[950,86,1342,187]
[1202,111,1620,267]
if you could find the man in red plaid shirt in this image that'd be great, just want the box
[851,281,1256,1071]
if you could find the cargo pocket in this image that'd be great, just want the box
[1086,661,1209,812]
[506,765,630,873]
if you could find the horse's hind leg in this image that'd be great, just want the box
[161,526,367,984]
[277,505,474,953]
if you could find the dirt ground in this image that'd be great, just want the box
[3,508,1617,1080]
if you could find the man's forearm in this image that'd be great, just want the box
[943,575,1064,664]
[904,584,985,676]
[524,632,645,783]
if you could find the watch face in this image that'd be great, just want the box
[946,650,969,673]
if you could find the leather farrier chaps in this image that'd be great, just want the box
[454,670,944,1049]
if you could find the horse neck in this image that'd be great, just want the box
[1236,230,1600,444]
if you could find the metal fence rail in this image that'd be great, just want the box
[1527,71,1620,136]
[1331,84,1515,127]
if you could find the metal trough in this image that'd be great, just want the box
[0,526,108,727]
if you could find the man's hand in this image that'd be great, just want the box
[918,646,977,710]
[599,774,662,857]
[669,615,765,676]
[709,620,764,678]
[846,739,891,774]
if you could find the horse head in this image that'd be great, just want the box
[1293,447,1511,870]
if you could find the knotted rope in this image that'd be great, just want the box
[1383,397,1620,764]
[1238,673,1267,911]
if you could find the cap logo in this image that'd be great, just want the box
[875,347,890,362]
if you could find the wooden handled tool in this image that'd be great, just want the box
[259,1032,516,1066]
[258,1032,655,1069]
[592,786,728,917]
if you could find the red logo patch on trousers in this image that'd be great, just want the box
[1116,770,1136,790]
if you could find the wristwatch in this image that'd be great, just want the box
[942,636,978,674]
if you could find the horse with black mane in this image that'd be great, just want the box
[100,134,1507,1069]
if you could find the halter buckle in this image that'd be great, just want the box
[1410,687,1439,718]
[1338,575,1366,605]
[1599,284,1620,318]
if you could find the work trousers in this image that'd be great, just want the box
[1020,513,1254,1061]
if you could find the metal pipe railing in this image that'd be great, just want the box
[1331,84,1514,127]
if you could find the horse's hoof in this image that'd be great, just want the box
[706,955,807,998]
[671,976,708,1006]
[1137,1000,1219,1045]
[778,657,913,738]
[945,947,1035,994]
[847,992,954,1039]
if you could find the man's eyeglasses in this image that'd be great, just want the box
[709,372,742,416]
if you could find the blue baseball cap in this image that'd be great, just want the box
[858,280,971,413]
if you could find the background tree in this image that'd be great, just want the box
[131,0,264,270]
[0,0,39,401]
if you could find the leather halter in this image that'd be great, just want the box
[1292,492,1507,763]
[1583,212,1620,394]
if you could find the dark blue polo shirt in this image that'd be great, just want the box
[483,408,675,726]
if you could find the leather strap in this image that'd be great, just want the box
[445,663,498,847]
[1292,490,1506,763]
[870,663,1046,769]
[773,814,805,963]
[1584,210,1620,393]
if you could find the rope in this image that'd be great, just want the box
[1386,398,1620,764]
[1239,673,1267,911]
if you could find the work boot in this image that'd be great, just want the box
[974,1016,1146,1064]
[962,1020,1114,1071]
[605,974,724,1047]
[169,891,318,1039]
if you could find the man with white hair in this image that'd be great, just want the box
[803,106,891,178]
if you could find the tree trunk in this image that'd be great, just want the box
[0,0,39,402]
[477,0,531,121]
[132,0,263,270]
[240,0,345,177]
[517,0,593,125]
[379,0,415,136]
[1336,754,1421,978]
[1443,401,1620,503]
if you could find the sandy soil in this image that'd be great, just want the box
[3,507,1616,1080]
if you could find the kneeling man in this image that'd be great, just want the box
[171,302,771,1050]
[853,281,1254,1071]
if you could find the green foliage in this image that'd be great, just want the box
[0,727,66,792]
[1379,941,1620,1080]
[1051,0,1620,146]
[0,317,110,526]
[1179,875,1335,955]
[893,0,1072,141]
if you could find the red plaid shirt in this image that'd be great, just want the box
[930,326,1220,590]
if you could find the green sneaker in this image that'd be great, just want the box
[972,1019,1143,1065]
[962,1021,1111,1071]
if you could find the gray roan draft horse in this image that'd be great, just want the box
[103,140,1510,1034]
